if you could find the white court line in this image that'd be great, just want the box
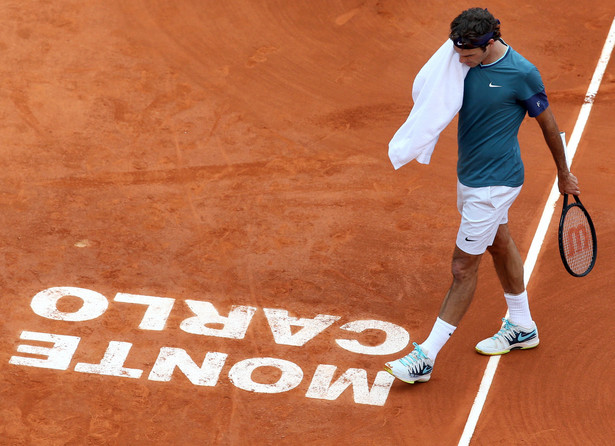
[458,16,615,446]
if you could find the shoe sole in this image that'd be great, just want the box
[383,365,431,384]
[475,340,539,356]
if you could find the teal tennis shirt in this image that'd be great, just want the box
[457,45,548,187]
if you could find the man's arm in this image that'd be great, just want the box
[534,107,580,195]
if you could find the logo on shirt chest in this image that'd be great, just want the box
[488,82,503,88]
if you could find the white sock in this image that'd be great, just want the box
[505,290,533,327]
[419,317,456,361]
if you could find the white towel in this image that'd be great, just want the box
[388,40,470,169]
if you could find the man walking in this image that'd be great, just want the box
[385,8,580,384]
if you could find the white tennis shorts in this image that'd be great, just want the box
[456,180,522,255]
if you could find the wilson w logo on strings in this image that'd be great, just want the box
[566,223,590,256]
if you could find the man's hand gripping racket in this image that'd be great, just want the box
[558,133,597,277]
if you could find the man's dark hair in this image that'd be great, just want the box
[450,8,501,50]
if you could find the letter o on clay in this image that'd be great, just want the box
[31,287,109,321]
[228,358,303,394]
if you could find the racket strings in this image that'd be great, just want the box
[561,206,594,275]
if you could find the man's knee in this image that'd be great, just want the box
[451,247,482,282]
[488,224,514,256]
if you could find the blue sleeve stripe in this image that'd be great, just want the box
[524,90,549,117]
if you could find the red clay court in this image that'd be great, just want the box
[1,1,614,445]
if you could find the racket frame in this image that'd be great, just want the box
[557,194,597,277]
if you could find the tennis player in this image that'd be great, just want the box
[385,7,580,383]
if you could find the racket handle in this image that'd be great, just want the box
[564,194,584,206]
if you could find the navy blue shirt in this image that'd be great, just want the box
[457,45,548,187]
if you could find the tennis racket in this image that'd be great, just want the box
[558,193,597,277]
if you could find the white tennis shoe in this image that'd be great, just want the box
[475,318,539,355]
[384,343,434,383]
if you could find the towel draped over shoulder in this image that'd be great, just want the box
[388,40,470,169]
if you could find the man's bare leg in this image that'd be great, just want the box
[487,223,524,294]
[438,246,483,326]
